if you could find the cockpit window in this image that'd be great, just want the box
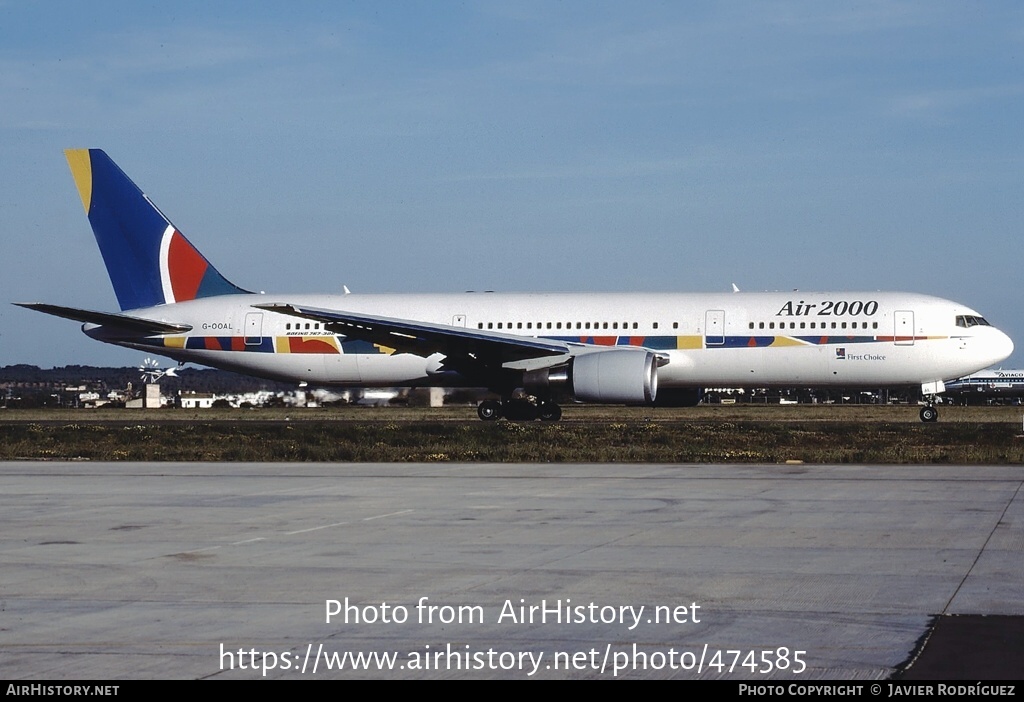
[956,315,991,328]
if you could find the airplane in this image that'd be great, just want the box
[942,368,1024,404]
[14,149,1014,423]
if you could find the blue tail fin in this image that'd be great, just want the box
[65,149,249,311]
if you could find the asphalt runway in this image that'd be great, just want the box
[1,461,1021,680]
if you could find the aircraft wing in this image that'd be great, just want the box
[13,303,193,335]
[254,302,574,369]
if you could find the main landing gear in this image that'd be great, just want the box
[919,404,938,423]
[477,398,563,422]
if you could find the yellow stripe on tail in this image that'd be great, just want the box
[64,149,93,214]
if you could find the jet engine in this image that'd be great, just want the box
[570,349,659,404]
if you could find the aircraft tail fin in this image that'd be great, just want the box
[64,149,249,311]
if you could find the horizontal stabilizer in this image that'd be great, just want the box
[14,303,192,335]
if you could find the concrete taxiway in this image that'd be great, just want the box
[1,461,1021,679]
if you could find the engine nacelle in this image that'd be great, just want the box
[571,349,658,405]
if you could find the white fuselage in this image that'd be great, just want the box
[87,290,1014,391]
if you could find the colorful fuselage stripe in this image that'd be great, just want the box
[556,335,936,349]
[143,334,941,354]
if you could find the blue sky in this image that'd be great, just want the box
[1,1,1022,369]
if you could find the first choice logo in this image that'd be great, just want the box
[776,300,879,317]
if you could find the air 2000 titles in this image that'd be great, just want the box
[776,300,879,317]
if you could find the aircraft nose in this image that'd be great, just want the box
[997,328,1014,360]
[986,328,1015,366]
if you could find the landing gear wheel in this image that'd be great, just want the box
[919,405,938,423]
[477,400,502,421]
[537,402,562,422]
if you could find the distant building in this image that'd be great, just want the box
[179,392,216,409]
[126,383,162,409]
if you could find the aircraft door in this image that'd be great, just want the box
[244,312,263,346]
[894,311,914,346]
[452,315,466,327]
[705,310,725,346]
